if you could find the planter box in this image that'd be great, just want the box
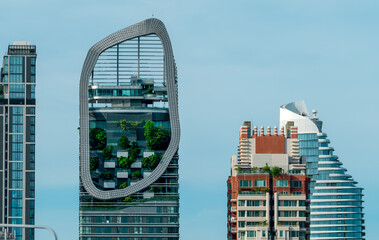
[117,151,128,158]
[143,151,155,158]
[143,191,154,199]
[117,171,129,178]
[131,161,142,168]
[104,161,115,168]
[103,180,115,189]
[143,171,152,178]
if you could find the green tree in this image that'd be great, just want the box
[143,120,170,150]
[123,196,132,202]
[271,167,281,178]
[102,146,114,160]
[118,156,135,169]
[262,163,270,172]
[120,136,130,149]
[141,154,161,170]
[131,170,141,180]
[89,128,106,150]
[120,119,127,131]
[128,141,141,159]
[119,182,127,189]
[100,171,113,180]
[90,157,99,171]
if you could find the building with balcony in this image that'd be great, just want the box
[0,42,37,240]
[228,102,365,240]
[228,122,309,240]
[79,19,180,240]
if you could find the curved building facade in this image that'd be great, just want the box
[280,101,364,240]
[79,18,180,240]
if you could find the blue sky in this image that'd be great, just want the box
[1,0,379,239]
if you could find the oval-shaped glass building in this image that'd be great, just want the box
[79,18,180,240]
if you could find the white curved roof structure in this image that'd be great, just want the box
[280,100,322,134]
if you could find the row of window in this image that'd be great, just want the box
[80,216,178,224]
[238,211,266,217]
[278,200,306,207]
[80,226,178,234]
[238,200,266,207]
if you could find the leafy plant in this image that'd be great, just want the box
[128,141,141,159]
[119,182,127,189]
[100,171,113,180]
[145,87,154,94]
[120,136,130,149]
[263,187,270,193]
[263,220,268,226]
[143,120,170,150]
[123,196,132,202]
[271,166,281,178]
[252,166,258,172]
[120,119,127,131]
[150,185,163,192]
[141,154,161,170]
[90,157,99,171]
[102,146,114,160]
[118,156,135,169]
[236,167,241,172]
[131,170,141,180]
[89,128,106,150]
[129,121,139,129]
[262,163,270,172]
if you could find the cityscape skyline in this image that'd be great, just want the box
[1,1,378,239]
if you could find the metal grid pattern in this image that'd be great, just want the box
[79,18,180,200]
[91,34,164,86]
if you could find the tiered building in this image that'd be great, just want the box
[228,101,365,240]
[79,19,180,240]
[0,42,37,240]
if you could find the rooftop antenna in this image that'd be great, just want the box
[152,12,154,17]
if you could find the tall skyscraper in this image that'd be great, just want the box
[280,101,364,240]
[79,19,180,240]
[0,42,37,240]
[227,101,364,240]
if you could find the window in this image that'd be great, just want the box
[299,211,306,217]
[238,211,245,217]
[262,231,266,237]
[9,84,25,98]
[238,200,245,206]
[254,180,266,187]
[238,221,245,228]
[246,200,259,206]
[299,200,306,206]
[276,180,288,187]
[247,231,256,237]
[240,180,252,187]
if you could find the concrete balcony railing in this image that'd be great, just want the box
[231,207,237,212]
[104,161,115,168]
[103,180,115,189]
[117,171,128,178]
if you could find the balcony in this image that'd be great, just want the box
[231,207,237,212]
[104,161,115,168]
[117,151,128,158]
[117,171,128,178]
[103,180,115,189]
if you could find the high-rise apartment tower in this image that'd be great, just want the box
[0,42,37,240]
[228,101,364,240]
[79,19,180,240]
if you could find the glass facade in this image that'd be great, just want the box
[79,20,180,240]
[0,43,37,240]
[298,132,364,239]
